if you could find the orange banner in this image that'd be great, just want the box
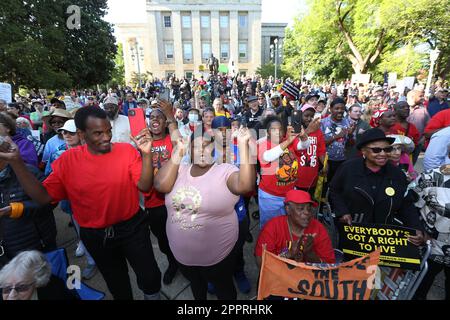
[257,249,380,300]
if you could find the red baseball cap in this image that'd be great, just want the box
[284,190,318,207]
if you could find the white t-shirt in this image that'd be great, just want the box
[110,115,131,144]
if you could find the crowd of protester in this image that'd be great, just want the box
[0,73,449,300]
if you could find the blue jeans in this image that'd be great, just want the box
[258,188,286,229]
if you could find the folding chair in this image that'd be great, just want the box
[45,248,105,300]
[316,189,339,248]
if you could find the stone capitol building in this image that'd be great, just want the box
[116,0,287,84]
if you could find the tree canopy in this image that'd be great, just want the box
[283,0,450,81]
[0,0,117,91]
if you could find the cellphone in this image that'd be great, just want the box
[291,109,303,133]
[158,89,170,101]
[128,108,147,137]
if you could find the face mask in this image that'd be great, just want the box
[188,114,198,123]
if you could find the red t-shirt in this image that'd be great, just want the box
[254,215,335,263]
[294,129,326,189]
[388,122,420,146]
[144,135,173,208]
[258,138,299,197]
[43,143,142,228]
[424,109,450,134]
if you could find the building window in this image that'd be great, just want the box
[202,42,211,60]
[239,14,247,28]
[220,43,229,60]
[185,71,193,79]
[239,42,247,59]
[165,42,174,59]
[182,15,191,28]
[183,42,193,61]
[201,15,210,28]
[163,15,171,28]
[220,15,229,28]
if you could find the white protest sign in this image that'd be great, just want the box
[351,74,371,85]
[388,73,397,87]
[403,77,416,90]
[0,83,12,103]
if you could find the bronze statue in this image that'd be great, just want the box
[207,54,219,75]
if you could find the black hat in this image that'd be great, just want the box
[247,96,258,103]
[356,128,396,150]
[305,94,320,101]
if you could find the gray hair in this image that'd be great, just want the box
[0,99,7,105]
[0,251,51,288]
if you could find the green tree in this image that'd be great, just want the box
[284,0,450,81]
[0,0,116,91]
[61,0,117,88]
[130,71,153,89]
[109,43,126,88]
[256,62,292,79]
[371,45,427,83]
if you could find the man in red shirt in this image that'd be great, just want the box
[0,106,161,300]
[255,190,335,269]
[144,101,179,285]
[390,101,421,147]
[424,108,450,139]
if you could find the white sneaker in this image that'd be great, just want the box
[75,242,85,257]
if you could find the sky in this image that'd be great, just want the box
[105,0,307,27]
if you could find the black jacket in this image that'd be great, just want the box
[243,108,263,129]
[329,158,422,230]
[0,165,57,260]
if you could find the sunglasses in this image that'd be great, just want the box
[365,146,393,154]
[61,130,77,136]
[1,282,35,295]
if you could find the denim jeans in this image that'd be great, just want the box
[258,188,286,229]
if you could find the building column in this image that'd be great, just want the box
[147,11,162,78]
[211,11,220,59]
[192,10,202,77]
[229,11,239,72]
[249,10,262,75]
[172,10,184,78]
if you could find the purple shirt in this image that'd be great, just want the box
[12,133,38,167]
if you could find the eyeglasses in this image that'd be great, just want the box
[61,130,77,136]
[1,282,35,295]
[391,146,403,152]
[365,146,394,154]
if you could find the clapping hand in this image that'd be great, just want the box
[131,128,153,156]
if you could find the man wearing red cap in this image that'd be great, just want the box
[254,190,335,268]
